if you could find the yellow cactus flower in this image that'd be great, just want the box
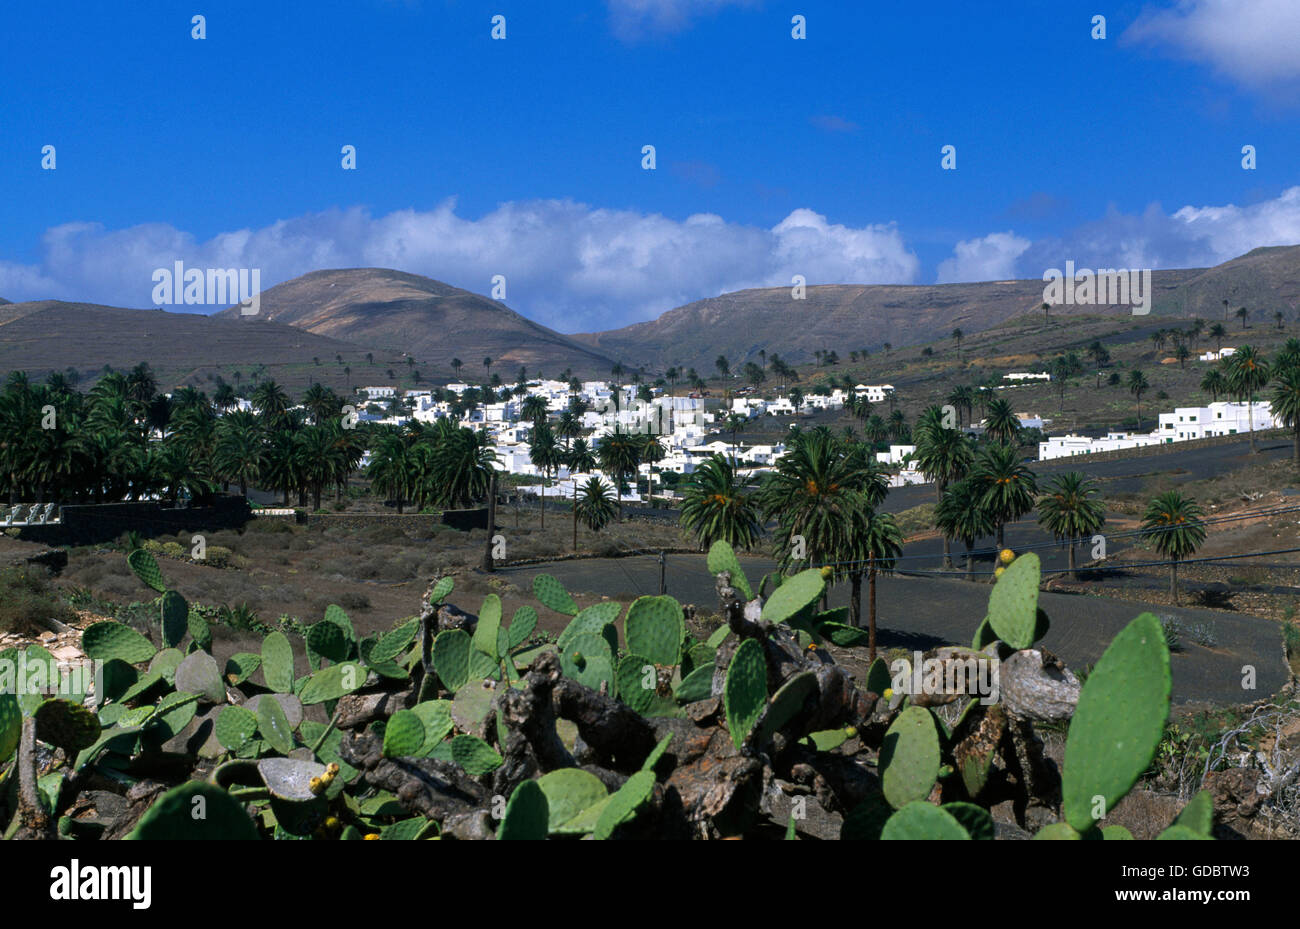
[819,566,833,579]
[994,566,1005,579]
[883,687,893,699]
[999,548,1015,565]
[363,833,381,841]
[309,776,325,795]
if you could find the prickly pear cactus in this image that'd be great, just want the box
[298,661,365,705]
[624,596,685,668]
[879,706,941,809]
[382,709,427,758]
[881,801,970,840]
[537,768,608,832]
[985,552,1041,650]
[507,606,538,651]
[1061,612,1170,833]
[497,779,549,840]
[724,638,767,749]
[127,781,259,840]
[760,569,825,624]
[433,629,472,693]
[127,548,166,593]
[450,734,503,777]
[473,594,502,660]
[706,540,753,599]
[174,650,224,704]
[215,705,257,752]
[82,620,157,665]
[593,769,656,839]
[34,698,102,755]
[160,590,188,649]
[261,631,295,694]
[533,573,579,616]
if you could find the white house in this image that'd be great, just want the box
[1199,347,1237,362]
[1003,372,1051,383]
[855,384,895,403]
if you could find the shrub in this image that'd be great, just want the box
[0,568,77,635]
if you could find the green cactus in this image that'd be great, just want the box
[256,757,329,801]
[127,781,259,840]
[159,590,188,649]
[817,622,870,647]
[148,648,184,685]
[371,617,419,665]
[641,733,673,773]
[881,801,970,840]
[409,700,454,754]
[614,654,675,716]
[1033,822,1083,840]
[187,609,212,653]
[942,802,995,840]
[474,594,503,662]
[533,573,579,616]
[215,705,257,752]
[0,692,20,763]
[323,603,356,641]
[759,670,818,743]
[683,643,715,676]
[433,628,472,693]
[298,661,365,705]
[261,631,295,693]
[879,706,941,809]
[560,633,615,694]
[985,552,1041,650]
[34,699,101,755]
[804,727,854,752]
[864,657,892,697]
[127,548,166,593]
[507,606,538,651]
[673,665,714,704]
[1170,790,1214,836]
[82,620,157,665]
[428,576,454,605]
[382,709,427,758]
[624,595,685,668]
[306,619,350,666]
[1061,612,1170,833]
[593,768,656,839]
[537,768,608,832]
[1101,824,1135,839]
[450,681,496,731]
[557,602,622,653]
[724,638,768,749]
[256,694,295,754]
[760,569,825,624]
[174,650,225,704]
[450,734,503,776]
[222,652,261,686]
[497,779,549,840]
[150,691,200,743]
[706,540,753,599]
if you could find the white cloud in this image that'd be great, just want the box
[937,232,1031,284]
[605,0,760,39]
[1123,0,1300,88]
[1017,186,1300,274]
[0,200,919,332]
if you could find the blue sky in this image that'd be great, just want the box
[2,0,1298,331]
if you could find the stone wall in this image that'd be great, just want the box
[18,495,253,546]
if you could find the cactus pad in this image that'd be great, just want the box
[410,700,454,754]
[450,734,503,776]
[759,670,818,742]
[532,573,579,616]
[560,633,615,693]
[306,620,350,665]
[593,769,655,839]
[1062,612,1170,833]
[215,705,257,752]
[673,665,714,704]
[160,591,188,649]
[880,706,941,809]
[0,692,19,763]
[881,801,970,840]
[723,638,768,749]
[298,662,365,705]
[261,631,295,693]
[625,596,685,667]
[256,694,295,754]
[507,606,538,651]
[382,709,427,758]
[433,629,471,693]
[537,768,608,832]
[174,650,225,704]
[257,757,329,802]
[450,680,496,731]
[127,781,259,840]
[760,569,825,624]
[984,552,1041,650]
[127,548,166,592]
[34,698,101,754]
[473,594,502,660]
[706,540,753,599]
[82,620,157,665]
[428,576,454,605]
[497,779,549,840]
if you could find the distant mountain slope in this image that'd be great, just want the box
[216,268,618,376]
[0,301,366,376]
[577,247,1300,371]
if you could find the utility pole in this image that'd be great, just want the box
[481,471,498,573]
[658,550,666,595]
[572,478,578,552]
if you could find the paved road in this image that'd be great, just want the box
[499,553,1289,707]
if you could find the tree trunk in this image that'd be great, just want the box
[1170,562,1178,605]
[941,535,953,570]
[867,558,878,661]
[997,521,1005,549]
[481,472,498,573]
[965,541,975,580]
[1068,541,1077,581]
[1248,400,1256,453]
[849,572,862,628]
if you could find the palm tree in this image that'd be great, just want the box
[912,411,973,568]
[1209,323,1227,352]
[952,328,963,359]
[1225,346,1270,452]
[367,429,415,512]
[946,385,975,428]
[1037,472,1106,580]
[1200,368,1227,402]
[212,417,265,497]
[983,397,1020,445]
[1041,301,1051,321]
[450,358,463,377]
[566,437,597,474]
[1127,369,1149,430]
[1174,344,1191,369]
[529,422,562,528]
[1235,306,1249,329]
[935,479,996,580]
[596,430,641,520]
[969,442,1037,549]
[724,413,747,464]
[575,476,617,536]
[1141,491,1206,604]
[852,508,903,659]
[1275,310,1286,331]
[863,414,888,448]
[520,394,549,425]
[251,379,290,428]
[680,454,763,551]
[483,357,492,380]
[1270,363,1300,467]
